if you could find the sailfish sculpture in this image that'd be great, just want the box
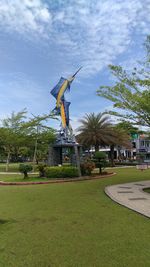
[50,67,82,130]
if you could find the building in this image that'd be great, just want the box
[87,134,150,163]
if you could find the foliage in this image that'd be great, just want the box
[80,159,95,176]
[0,110,29,170]
[115,162,138,166]
[77,112,117,151]
[0,110,56,167]
[2,109,27,131]
[115,121,140,135]
[22,113,56,164]
[94,151,107,159]
[94,151,107,174]
[45,166,79,178]
[136,153,145,164]
[37,163,47,177]
[109,126,131,166]
[97,35,150,127]
[19,163,33,178]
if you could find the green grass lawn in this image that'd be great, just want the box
[0,173,49,182]
[144,188,150,193]
[0,162,37,172]
[0,167,150,267]
[0,162,20,172]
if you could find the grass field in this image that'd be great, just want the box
[0,167,150,267]
[0,173,48,182]
[0,163,37,172]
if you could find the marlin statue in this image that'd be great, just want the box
[50,67,82,129]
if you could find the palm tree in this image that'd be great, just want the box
[109,128,131,166]
[76,113,116,152]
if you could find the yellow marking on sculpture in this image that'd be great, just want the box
[60,103,66,128]
[56,80,68,108]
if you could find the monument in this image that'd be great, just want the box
[48,67,82,175]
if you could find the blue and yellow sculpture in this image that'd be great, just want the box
[51,67,82,140]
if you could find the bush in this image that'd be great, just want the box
[115,162,138,166]
[37,163,47,177]
[80,160,95,176]
[45,166,79,179]
[93,151,107,174]
[94,151,107,160]
[19,164,33,178]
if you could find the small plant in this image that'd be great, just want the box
[136,153,145,164]
[19,163,33,178]
[80,159,95,176]
[37,163,47,177]
[94,151,107,174]
[45,166,79,178]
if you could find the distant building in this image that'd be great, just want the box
[87,134,150,162]
[134,134,150,162]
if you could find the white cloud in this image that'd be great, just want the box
[0,0,52,37]
[0,0,149,75]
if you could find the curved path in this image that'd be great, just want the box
[105,180,150,218]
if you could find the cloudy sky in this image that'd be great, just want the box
[0,0,150,129]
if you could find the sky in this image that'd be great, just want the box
[0,0,150,130]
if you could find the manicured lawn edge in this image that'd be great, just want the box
[0,172,116,185]
[105,183,150,219]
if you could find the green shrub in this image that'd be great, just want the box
[45,166,79,179]
[80,160,95,176]
[115,162,138,166]
[37,163,47,177]
[19,164,33,178]
[94,151,107,160]
[93,152,107,174]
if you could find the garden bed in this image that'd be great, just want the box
[0,172,115,185]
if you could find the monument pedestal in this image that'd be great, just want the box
[48,143,82,166]
[47,129,82,176]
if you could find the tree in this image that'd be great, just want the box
[76,113,117,152]
[19,164,33,179]
[0,110,56,170]
[94,151,107,174]
[22,113,56,165]
[97,36,150,127]
[108,127,131,166]
[0,109,28,171]
[33,128,56,163]
[115,121,139,135]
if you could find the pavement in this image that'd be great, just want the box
[105,180,150,218]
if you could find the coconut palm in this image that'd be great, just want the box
[76,113,116,152]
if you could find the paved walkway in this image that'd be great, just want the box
[105,180,150,218]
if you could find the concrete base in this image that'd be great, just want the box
[47,143,82,167]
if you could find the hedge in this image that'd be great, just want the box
[45,166,79,178]
[115,162,138,166]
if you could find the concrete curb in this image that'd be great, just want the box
[105,181,150,218]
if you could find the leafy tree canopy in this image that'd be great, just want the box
[97,36,150,127]
[76,112,116,151]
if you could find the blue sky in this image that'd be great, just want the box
[0,0,149,129]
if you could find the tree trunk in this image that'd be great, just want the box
[99,161,102,175]
[110,144,115,167]
[74,145,81,177]
[33,125,39,171]
[6,151,11,172]
[95,144,99,152]
[24,171,28,179]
